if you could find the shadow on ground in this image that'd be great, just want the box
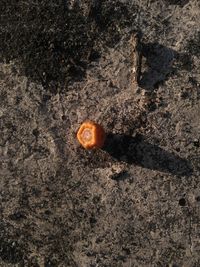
[138,39,195,90]
[163,0,190,7]
[104,133,193,176]
[139,43,175,90]
[1,1,193,93]
[0,0,134,92]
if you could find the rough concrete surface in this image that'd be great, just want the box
[0,0,200,266]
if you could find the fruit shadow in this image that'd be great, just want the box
[103,133,193,176]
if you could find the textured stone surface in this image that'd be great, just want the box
[0,0,200,266]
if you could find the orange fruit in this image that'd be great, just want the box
[77,121,106,149]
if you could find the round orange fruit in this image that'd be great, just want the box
[77,121,106,149]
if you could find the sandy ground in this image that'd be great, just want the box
[0,0,200,266]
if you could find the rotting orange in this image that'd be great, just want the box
[77,121,106,149]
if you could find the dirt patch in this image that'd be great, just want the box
[0,0,135,92]
[0,0,200,266]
